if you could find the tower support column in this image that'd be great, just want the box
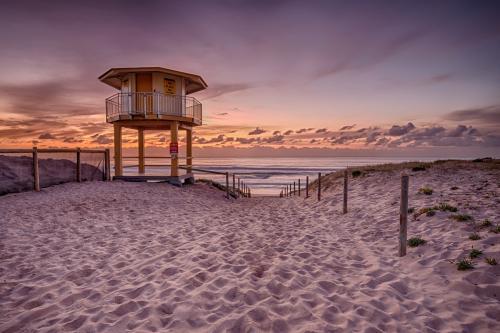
[113,123,123,177]
[138,128,145,174]
[186,128,192,174]
[170,121,179,177]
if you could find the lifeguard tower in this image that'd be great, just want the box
[99,67,207,184]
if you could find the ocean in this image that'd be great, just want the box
[122,157,443,196]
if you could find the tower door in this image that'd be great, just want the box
[136,73,153,114]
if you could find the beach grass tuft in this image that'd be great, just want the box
[490,225,500,234]
[456,258,474,271]
[450,214,472,222]
[479,219,492,228]
[418,187,433,195]
[408,237,426,247]
[469,249,483,259]
[411,165,426,172]
[469,233,481,241]
[485,257,497,265]
[436,203,458,212]
[413,207,436,219]
[351,170,362,178]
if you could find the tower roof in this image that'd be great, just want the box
[98,67,208,94]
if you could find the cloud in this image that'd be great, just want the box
[339,124,356,131]
[200,83,254,99]
[93,135,112,144]
[426,74,453,84]
[248,127,266,135]
[194,134,228,145]
[272,130,281,135]
[315,128,328,133]
[443,105,500,124]
[283,130,294,135]
[296,128,314,134]
[387,122,416,136]
[261,135,285,144]
[446,125,469,137]
[38,133,56,139]
[0,80,102,119]
[235,137,259,144]
[216,112,229,116]
[365,131,381,144]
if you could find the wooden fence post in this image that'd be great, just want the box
[226,172,230,199]
[317,172,321,201]
[76,147,81,182]
[298,179,301,196]
[33,147,40,192]
[293,181,296,196]
[105,149,111,181]
[232,174,236,196]
[306,176,309,198]
[238,178,241,197]
[343,169,348,214]
[399,174,409,257]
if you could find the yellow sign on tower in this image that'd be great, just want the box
[164,78,176,95]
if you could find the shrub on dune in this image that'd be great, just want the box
[351,170,362,178]
[479,219,492,228]
[411,165,426,172]
[456,258,474,271]
[469,249,483,259]
[413,207,436,219]
[485,257,497,265]
[436,203,458,212]
[418,187,433,195]
[450,214,472,222]
[408,237,426,247]
[490,225,500,234]
[469,233,481,240]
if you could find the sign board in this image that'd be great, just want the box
[170,142,179,154]
[164,78,176,95]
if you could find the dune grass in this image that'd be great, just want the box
[485,257,497,265]
[469,249,483,259]
[418,187,433,195]
[450,214,473,222]
[408,237,426,247]
[456,258,474,271]
[469,233,481,241]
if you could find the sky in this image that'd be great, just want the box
[0,0,499,157]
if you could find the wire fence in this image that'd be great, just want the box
[0,148,111,195]
[179,166,251,198]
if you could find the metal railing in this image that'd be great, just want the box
[105,92,202,125]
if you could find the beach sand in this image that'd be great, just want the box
[0,162,499,332]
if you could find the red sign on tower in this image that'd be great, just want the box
[170,142,179,154]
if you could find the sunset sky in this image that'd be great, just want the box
[0,0,499,157]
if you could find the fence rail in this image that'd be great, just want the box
[0,147,111,195]
[179,166,251,199]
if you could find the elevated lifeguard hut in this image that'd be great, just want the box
[99,67,207,184]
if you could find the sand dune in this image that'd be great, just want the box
[0,162,499,332]
[0,155,104,195]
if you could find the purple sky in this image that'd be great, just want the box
[0,0,499,156]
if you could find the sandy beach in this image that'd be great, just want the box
[0,161,499,332]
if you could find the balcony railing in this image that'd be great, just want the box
[105,92,202,125]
